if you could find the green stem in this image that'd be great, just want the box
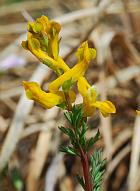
[64,97,92,191]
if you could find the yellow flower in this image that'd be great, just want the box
[35,16,61,60]
[22,81,76,109]
[49,42,96,92]
[136,110,140,115]
[77,77,116,117]
[76,41,96,63]
[22,15,69,75]
[22,16,98,112]
[27,15,61,60]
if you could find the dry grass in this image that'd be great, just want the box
[0,0,140,191]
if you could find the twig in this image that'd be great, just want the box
[26,130,52,191]
[105,145,131,182]
[21,10,34,22]
[122,0,135,35]
[0,116,9,133]
[0,87,22,100]
[106,65,140,89]
[128,116,140,191]
[45,153,65,191]
[0,23,27,35]
[21,121,55,138]
[2,98,17,111]
[0,65,51,171]
[134,166,140,191]
[99,70,113,160]
[112,129,132,155]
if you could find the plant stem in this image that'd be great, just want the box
[64,92,72,111]
[63,100,92,190]
[80,148,92,191]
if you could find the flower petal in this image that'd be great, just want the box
[22,81,64,109]
[49,42,95,92]
[48,64,85,92]
[77,77,90,97]
[36,15,50,32]
[77,77,97,116]
[83,98,96,117]
[76,41,96,62]
[92,100,116,117]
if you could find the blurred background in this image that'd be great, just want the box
[0,0,140,191]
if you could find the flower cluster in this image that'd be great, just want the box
[22,15,116,117]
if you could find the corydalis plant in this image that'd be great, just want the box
[22,15,116,191]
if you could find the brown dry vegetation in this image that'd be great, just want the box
[0,0,140,191]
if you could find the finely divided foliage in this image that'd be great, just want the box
[59,106,106,190]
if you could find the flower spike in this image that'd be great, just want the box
[21,15,69,75]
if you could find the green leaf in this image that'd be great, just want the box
[59,146,77,156]
[90,150,106,191]
[81,122,88,137]
[59,126,69,135]
[58,126,76,144]
[74,109,83,129]
[64,111,72,124]
[57,102,67,109]
[80,135,86,148]
[77,122,88,148]
[62,78,73,92]
[86,129,100,151]
[76,174,85,190]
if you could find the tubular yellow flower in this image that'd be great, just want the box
[21,15,69,75]
[22,81,76,109]
[23,81,64,108]
[27,15,61,60]
[22,34,69,75]
[77,77,116,117]
[76,41,96,63]
[92,101,116,117]
[48,42,96,92]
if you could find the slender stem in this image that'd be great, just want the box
[80,148,92,191]
[64,92,72,111]
[64,95,92,190]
